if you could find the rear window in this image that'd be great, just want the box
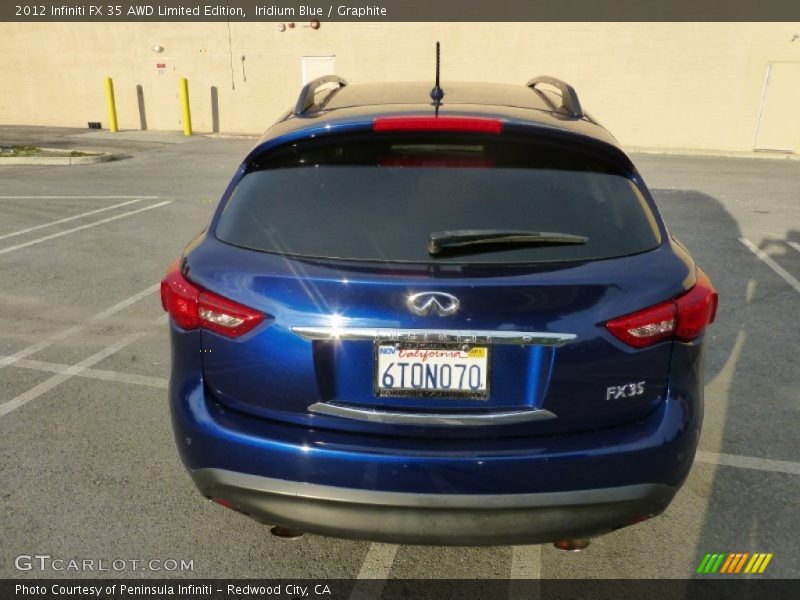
[215,133,661,264]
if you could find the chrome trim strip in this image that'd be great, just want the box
[308,402,557,426]
[291,326,575,346]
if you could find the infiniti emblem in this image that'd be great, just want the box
[406,292,460,317]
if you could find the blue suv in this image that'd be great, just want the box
[161,75,717,545]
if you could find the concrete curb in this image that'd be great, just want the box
[204,133,259,140]
[0,148,114,166]
[626,147,800,162]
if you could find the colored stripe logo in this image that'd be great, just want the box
[696,552,773,574]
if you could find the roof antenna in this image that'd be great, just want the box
[430,41,444,114]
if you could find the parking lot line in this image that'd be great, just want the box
[787,241,800,254]
[510,545,542,579]
[348,544,397,600]
[509,545,541,599]
[6,356,167,389]
[355,543,398,579]
[739,237,800,295]
[696,450,800,476]
[0,283,159,370]
[0,201,171,256]
[0,198,143,240]
[0,195,160,199]
[0,331,146,419]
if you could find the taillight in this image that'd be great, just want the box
[674,269,718,341]
[605,300,676,348]
[606,268,717,348]
[372,116,503,134]
[160,262,199,330]
[197,289,264,338]
[160,261,264,338]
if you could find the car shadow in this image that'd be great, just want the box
[654,188,798,579]
[652,188,739,383]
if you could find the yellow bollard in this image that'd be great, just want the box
[104,77,118,133]
[179,77,192,136]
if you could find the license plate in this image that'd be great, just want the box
[375,342,490,400]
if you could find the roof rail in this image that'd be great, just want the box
[293,75,347,116]
[525,76,583,119]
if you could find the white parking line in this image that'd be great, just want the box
[0,201,171,255]
[0,195,159,199]
[0,332,146,418]
[0,198,143,241]
[7,356,167,389]
[696,450,800,476]
[510,545,542,578]
[0,283,159,370]
[355,543,398,579]
[509,545,541,599]
[348,544,398,600]
[787,241,800,254]
[739,238,800,295]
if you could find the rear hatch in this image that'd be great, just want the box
[188,124,689,437]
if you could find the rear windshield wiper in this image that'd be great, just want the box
[428,229,589,256]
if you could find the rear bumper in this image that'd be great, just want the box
[193,468,676,545]
[169,331,702,544]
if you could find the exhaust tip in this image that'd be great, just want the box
[270,525,304,540]
[553,538,591,552]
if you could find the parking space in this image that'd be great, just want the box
[0,197,147,238]
[0,139,798,581]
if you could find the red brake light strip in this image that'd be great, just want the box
[373,116,503,135]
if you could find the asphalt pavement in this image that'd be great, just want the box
[0,128,798,581]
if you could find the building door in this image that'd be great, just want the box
[754,63,800,153]
[142,58,180,131]
[301,56,336,84]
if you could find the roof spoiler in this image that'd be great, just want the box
[293,75,347,116]
[526,76,583,119]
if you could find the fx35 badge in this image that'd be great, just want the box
[606,381,646,400]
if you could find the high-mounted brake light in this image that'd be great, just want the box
[160,261,264,338]
[372,116,503,135]
[379,155,494,168]
[605,268,718,348]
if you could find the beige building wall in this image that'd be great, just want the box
[1,22,799,153]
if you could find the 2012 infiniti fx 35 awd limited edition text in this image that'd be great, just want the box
[161,72,717,546]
